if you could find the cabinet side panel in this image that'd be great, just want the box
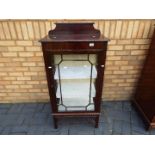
[95,43,107,112]
[42,43,58,112]
[134,29,155,122]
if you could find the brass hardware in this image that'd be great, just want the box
[89,43,94,47]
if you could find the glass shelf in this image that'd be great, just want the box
[56,81,95,98]
[54,64,97,79]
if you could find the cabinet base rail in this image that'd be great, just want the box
[52,113,100,129]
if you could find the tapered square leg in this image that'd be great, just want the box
[95,116,99,128]
[53,117,58,129]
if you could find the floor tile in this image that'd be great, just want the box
[7,104,24,114]
[95,122,113,135]
[0,101,154,135]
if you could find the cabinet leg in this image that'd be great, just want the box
[53,117,58,129]
[146,124,152,131]
[95,116,99,128]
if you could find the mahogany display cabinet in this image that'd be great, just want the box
[133,27,155,130]
[40,23,109,128]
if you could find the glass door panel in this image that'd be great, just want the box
[53,54,97,112]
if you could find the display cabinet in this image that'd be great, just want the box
[40,23,109,128]
[133,27,155,130]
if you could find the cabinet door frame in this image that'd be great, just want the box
[42,49,58,113]
[95,51,106,112]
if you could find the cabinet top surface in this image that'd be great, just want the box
[40,23,109,42]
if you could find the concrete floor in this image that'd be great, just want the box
[0,101,155,135]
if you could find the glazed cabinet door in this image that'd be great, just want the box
[43,51,106,116]
[50,53,99,112]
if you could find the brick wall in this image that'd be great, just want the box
[0,19,154,103]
